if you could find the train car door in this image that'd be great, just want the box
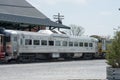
[11,34,18,58]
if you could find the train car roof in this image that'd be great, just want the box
[5,30,47,36]
[5,30,70,38]
[38,30,70,38]
[4,29,98,42]
[69,35,98,41]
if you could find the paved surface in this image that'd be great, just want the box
[0,60,108,80]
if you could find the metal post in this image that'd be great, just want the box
[53,13,64,24]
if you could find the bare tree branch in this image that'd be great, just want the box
[67,24,85,36]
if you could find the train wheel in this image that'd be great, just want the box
[16,56,32,63]
[16,56,24,63]
[64,53,74,60]
[82,53,94,60]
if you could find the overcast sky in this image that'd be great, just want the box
[27,0,120,37]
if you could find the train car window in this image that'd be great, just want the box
[0,35,4,52]
[55,41,61,46]
[0,36,1,46]
[49,41,54,46]
[14,37,17,41]
[6,36,10,42]
[20,39,23,45]
[62,41,67,46]
[89,43,93,47]
[0,35,3,43]
[0,36,1,43]
[79,42,83,47]
[74,42,78,47]
[25,39,32,45]
[84,43,88,47]
[34,40,40,45]
[69,42,73,47]
[41,40,47,46]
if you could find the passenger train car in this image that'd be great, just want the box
[0,28,98,62]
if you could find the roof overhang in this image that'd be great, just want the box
[0,13,70,29]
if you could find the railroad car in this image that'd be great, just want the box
[0,28,98,62]
[90,35,112,58]
[0,34,5,61]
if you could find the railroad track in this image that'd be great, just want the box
[0,58,104,65]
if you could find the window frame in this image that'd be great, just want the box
[25,39,32,45]
[41,40,47,46]
[62,41,68,46]
[55,41,61,46]
[74,42,78,47]
[79,42,83,47]
[69,42,73,47]
[84,42,88,47]
[49,40,54,46]
[89,43,93,47]
[33,40,40,45]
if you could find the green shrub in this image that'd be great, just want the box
[106,31,120,68]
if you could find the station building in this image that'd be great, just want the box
[0,0,70,31]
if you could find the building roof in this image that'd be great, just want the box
[0,0,70,29]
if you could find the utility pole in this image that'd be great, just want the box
[53,13,64,24]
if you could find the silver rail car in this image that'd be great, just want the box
[0,29,98,62]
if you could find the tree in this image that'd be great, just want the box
[107,31,120,68]
[64,24,85,36]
